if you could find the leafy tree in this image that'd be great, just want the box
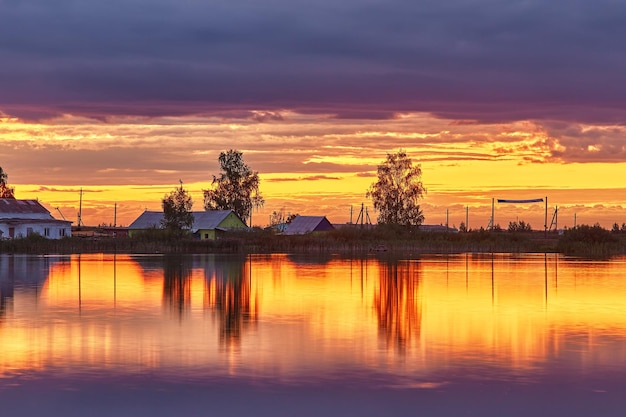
[508,220,532,232]
[203,150,264,225]
[161,182,194,233]
[366,150,425,226]
[0,166,15,198]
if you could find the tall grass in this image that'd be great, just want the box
[3,225,625,257]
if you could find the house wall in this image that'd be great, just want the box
[196,214,247,240]
[0,223,71,239]
[220,212,248,229]
[196,229,217,240]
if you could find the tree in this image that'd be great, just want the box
[0,166,15,198]
[203,150,264,225]
[161,182,194,233]
[508,220,532,232]
[366,150,425,226]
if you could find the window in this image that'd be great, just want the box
[44,228,50,237]
[60,228,66,237]
[27,227,33,236]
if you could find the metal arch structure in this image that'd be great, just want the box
[489,197,550,236]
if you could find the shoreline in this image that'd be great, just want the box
[2,226,625,258]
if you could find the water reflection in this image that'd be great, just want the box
[0,255,58,319]
[1,253,626,385]
[374,259,422,352]
[162,255,193,318]
[202,255,257,349]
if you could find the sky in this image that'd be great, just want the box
[1,0,626,229]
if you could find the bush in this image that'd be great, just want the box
[557,225,622,257]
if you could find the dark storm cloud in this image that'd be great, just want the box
[1,0,626,122]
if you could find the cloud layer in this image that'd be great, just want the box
[2,0,626,122]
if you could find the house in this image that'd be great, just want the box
[420,224,459,233]
[128,210,248,240]
[283,215,335,235]
[0,199,72,239]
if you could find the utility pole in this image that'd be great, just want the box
[78,188,83,227]
[490,198,495,231]
[355,203,364,227]
[543,196,548,237]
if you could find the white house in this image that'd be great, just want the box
[0,199,72,239]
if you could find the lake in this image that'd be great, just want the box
[1,253,625,416]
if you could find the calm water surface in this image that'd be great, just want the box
[1,253,625,416]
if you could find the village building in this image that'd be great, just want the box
[0,199,72,239]
[128,210,248,240]
[283,215,335,235]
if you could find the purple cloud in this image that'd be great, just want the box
[1,0,625,122]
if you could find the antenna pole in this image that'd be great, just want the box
[543,196,548,237]
[78,188,83,227]
[490,198,495,231]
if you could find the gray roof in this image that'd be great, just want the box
[284,216,334,235]
[420,224,459,232]
[0,199,50,215]
[129,210,244,232]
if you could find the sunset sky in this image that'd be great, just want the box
[1,0,626,228]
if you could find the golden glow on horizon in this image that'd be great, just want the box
[2,112,626,227]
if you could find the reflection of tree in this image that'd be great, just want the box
[203,256,257,349]
[374,260,422,352]
[162,255,193,318]
[0,278,13,320]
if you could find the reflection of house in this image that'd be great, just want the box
[0,199,72,239]
[283,215,334,235]
[128,210,248,240]
[1,254,63,316]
